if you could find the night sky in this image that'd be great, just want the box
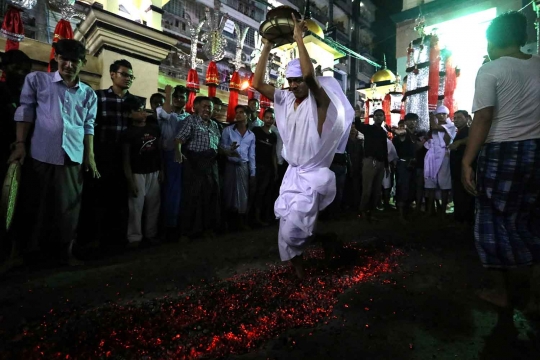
[371,0,403,72]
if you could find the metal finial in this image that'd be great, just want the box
[383,54,387,69]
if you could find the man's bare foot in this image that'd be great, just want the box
[61,256,84,267]
[477,288,510,308]
[290,256,306,280]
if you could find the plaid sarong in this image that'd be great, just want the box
[475,139,540,268]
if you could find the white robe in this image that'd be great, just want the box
[382,139,399,190]
[424,119,457,189]
[273,77,353,261]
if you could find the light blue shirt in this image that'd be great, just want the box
[220,125,256,176]
[156,107,189,151]
[15,71,97,165]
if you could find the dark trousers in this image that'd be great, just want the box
[255,163,275,221]
[29,158,83,248]
[328,162,347,213]
[79,143,127,245]
[162,150,182,228]
[450,155,475,223]
[360,158,385,212]
[395,160,416,207]
[181,154,220,235]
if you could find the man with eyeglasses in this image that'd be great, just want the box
[252,14,353,279]
[80,59,136,249]
[8,39,98,266]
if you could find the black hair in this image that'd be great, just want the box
[248,98,259,104]
[211,97,224,106]
[454,110,470,118]
[263,108,274,117]
[173,85,187,96]
[1,49,31,69]
[123,95,145,113]
[110,59,133,73]
[53,39,86,61]
[194,96,211,105]
[404,113,419,121]
[235,105,247,113]
[373,109,385,115]
[486,11,528,48]
[398,120,405,126]
[150,93,165,103]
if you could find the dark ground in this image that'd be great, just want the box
[0,210,539,359]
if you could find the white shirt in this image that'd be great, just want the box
[472,55,540,143]
[156,107,189,151]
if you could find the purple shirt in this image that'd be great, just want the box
[14,71,97,165]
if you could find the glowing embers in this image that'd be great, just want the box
[12,244,402,359]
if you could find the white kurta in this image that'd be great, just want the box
[382,139,399,190]
[424,119,457,190]
[273,77,353,261]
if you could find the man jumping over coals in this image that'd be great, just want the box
[253,14,354,279]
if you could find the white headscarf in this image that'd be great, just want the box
[285,58,302,78]
[435,105,450,114]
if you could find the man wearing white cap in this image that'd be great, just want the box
[253,14,354,279]
[424,105,456,216]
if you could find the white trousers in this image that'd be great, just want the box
[127,171,161,242]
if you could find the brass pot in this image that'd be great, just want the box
[259,6,302,47]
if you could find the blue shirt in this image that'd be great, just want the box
[15,71,97,165]
[156,107,189,151]
[220,125,256,176]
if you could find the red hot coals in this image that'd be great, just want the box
[9,244,401,359]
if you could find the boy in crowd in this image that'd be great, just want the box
[122,96,163,247]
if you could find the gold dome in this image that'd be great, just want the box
[371,68,396,83]
[305,19,324,39]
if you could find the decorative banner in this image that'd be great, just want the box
[206,61,219,98]
[1,6,24,51]
[389,91,403,127]
[186,69,199,113]
[201,7,227,62]
[48,19,74,72]
[201,6,227,98]
[48,0,85,21]
[226,71,241,122]
[185,10,205,113]
[404,36,431,132]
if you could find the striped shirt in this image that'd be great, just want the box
[95,87,132,144]
[14,71,97,165]
[175,114,220,152]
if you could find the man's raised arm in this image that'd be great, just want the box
[292,13,330,109]
[252,38,276,102]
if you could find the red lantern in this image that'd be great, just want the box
[205,61,219,98]
[444,57,457,118]
[247,73,255,100]
[428,36,440,112]
[364,100,370,124]
[186,69,200,113]
[1,6,24,51]
[48,19,74,72]
[383,94,391,127]
[226,71,241,122]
